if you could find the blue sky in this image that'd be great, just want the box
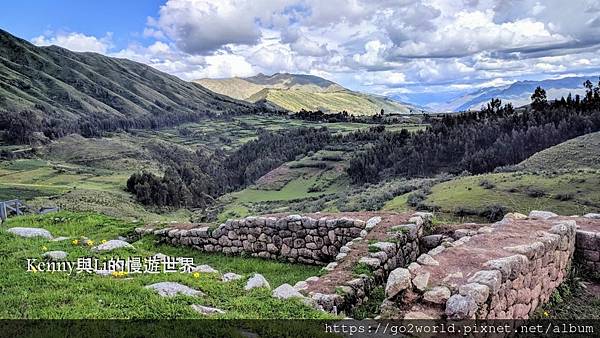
[1,0,600,108]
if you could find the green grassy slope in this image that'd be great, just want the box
[195,73,418,115]
[0,29,254,133]
[519,131,600,171]
[0,212,326,320]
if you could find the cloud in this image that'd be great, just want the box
[32,32,112,53]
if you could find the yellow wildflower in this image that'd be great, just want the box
[72,239,79,245]
[87,240,94,246]
[42,246,48,251]
[101,239,107,244]
[193,272,200,279]
[543,311,549,317]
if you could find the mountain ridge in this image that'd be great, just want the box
[195,73,422,115]
[0,28,260,143]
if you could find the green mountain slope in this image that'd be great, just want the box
[195,73,420,115]
[519,131,600,171]
[0,29,257,142]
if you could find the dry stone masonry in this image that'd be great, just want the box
[146,214,367,265]
[137,210,600,319]
[380,211,600,320]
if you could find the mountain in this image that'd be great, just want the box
[195,73,421,115]
[0,29,259,143]
[433,76,595,112]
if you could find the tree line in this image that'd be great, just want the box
[347,79,600,183]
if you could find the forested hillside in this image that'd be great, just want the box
[0,29,264,144]
[347,82,600,183]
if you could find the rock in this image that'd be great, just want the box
[428,246,445,256]
[335,252,347,261]
[244,273,271,290]
[407,262,422,275]
[404,311,434,319]
[7,227,52,239]
[423,286,451,304]
[459,283,490,304]
[583,213,600,219]
[358,257,381,268]
[385,268,411,299]
[339,246,351,253]
[503,212,528,220]
[529,210,558,220]
[417,254,439,266]
[145,282,204,297]
[467,270,502,293]
[324,262,338,271]
[366,216,382,229]
[51,236,70,242]
[421,235,443,249]
[192,264,219,274]
[42,251,68,261]
[446,294,477,319]
[306,276,320,283]
[191,304,225,315]
[92,240,133,252]
[293,281,309,291]
[272,283,304,299]
[222,272,243,282]
[412,272,430,291]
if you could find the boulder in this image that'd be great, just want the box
[467,270,502,293]
[416,254,439,266]
[412,272,430,291]
[42,251,68,261]
[385,268,411,299]
[244,273,271,290]
[190,304,225,315]
[458,283,490,304]
[272,283,304,299]
[583,213,600,219]
[145,282,204,297]
[528,210,558,220]
[222,272,243,282]
[7,227,52,239]
[445,294,477,319]
[92,240,133,252]
[423,286,451,304]
[192,264,219,274]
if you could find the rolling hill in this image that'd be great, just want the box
[432,76,595,112]
[519,131,600,171]
[195,73,421,115]
[0,29,259,143]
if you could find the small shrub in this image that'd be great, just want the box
[352,262,373,276]
[525,186,546,197]
[407,191,426,207]
[454,206,478,216]
[479,179,496,189]
[480,204,508,222]
[554,192,574,201]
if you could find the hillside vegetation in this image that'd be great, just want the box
[519,131,600,171]
[195,73,419,115]
[0,29,261,144]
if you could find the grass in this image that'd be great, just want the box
[0,212,328,320]
[383,171,600,221]
[520,131,600,171]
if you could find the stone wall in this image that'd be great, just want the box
[574,214,600,272]
[305,213,432,314]
[143,215,367,265]
[381,216,578,320]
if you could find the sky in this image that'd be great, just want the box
[1,0,600,106]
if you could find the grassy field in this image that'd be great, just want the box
[383,171,600,220]
[520,131,600,171]
[0,212,327,320]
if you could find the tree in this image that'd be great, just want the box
[531,86,547,111]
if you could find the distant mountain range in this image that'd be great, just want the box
[432,76,596,112]
[0,28,256,141]
[195,73,422,115]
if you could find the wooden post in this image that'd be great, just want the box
[0,202,6,221]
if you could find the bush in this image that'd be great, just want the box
[407,191,426,207]
[525,186,546,197]
[479,179,496,189]
[480,204,508,222]
[554,192,574,201]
